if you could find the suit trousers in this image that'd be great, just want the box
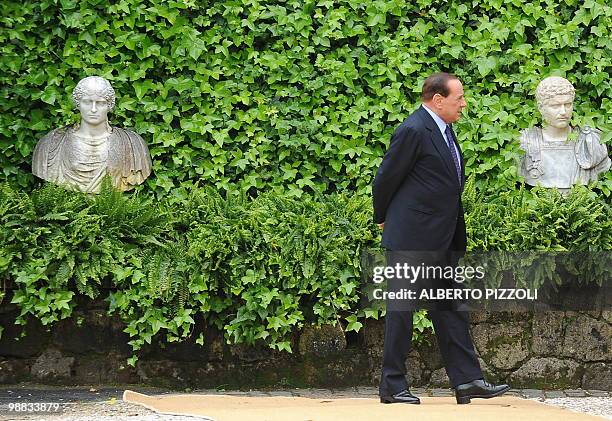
[379,309,483,396]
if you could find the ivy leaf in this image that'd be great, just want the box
[40,88,58,105]
[345,315,363,332]
[274,341,292,352]
[477,56,498,77]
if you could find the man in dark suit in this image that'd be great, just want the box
[373,72,510,405]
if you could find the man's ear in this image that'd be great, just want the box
[432,93,444,109]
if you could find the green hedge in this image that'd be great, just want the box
[1,181,610,361]
[1,0,611,196]
[0,181,378,361]
[464,179,612,251]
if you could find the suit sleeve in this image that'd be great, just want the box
[373,124,420,224]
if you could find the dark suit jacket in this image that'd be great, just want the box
[373,105,466,251]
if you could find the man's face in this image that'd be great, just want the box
[539,94,573,129]
[433,79,467,124]
[78,93,109,126]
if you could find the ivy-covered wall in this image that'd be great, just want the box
[1,0,611,196]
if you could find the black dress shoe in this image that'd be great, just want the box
[380,389,421,404]
[455,379,510,404]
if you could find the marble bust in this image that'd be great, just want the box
[519,76,610,191]
[32,76,152,193]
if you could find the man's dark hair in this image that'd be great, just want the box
[421,72,459,101]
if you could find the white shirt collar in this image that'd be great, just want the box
[422,104,449,139]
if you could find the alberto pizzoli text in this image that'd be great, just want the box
[372,288,538,301]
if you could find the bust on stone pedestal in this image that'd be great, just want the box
[519,76,610,192]
[32,76,152,193]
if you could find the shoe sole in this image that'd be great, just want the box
[456,385,511,404]
[380,397,421,404]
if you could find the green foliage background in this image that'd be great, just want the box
[1,0,611,196]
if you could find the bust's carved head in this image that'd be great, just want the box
[72,76,116,127]
[72,76,116,109]
[535,76,575,129]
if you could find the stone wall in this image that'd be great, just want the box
[1,298,610,390]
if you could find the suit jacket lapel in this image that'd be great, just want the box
[417,106,458,183]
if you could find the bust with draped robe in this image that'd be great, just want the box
[32,76,152,193]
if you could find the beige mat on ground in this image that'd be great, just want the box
[123,390,606,421]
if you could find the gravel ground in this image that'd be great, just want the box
[533,397,612,420]
[1,386,610,420]
[2,400,204,421]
